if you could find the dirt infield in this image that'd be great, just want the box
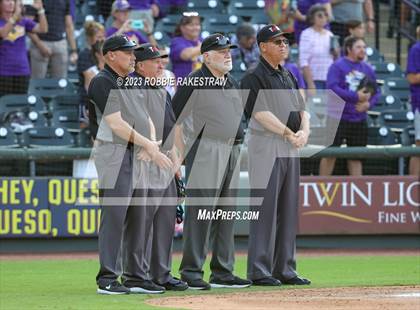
[147,286,420,310]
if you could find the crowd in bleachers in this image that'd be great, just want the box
[0,0,418,175]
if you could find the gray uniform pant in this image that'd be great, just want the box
[247,134,299,281]
[94,144,147,287]
[145,179,177,284]
[180,140,241,282]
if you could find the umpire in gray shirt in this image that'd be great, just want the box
[172,33,251,290]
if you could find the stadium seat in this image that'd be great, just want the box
[51,109,81,132]
[28,78,77,99]
[186,0,224,14]
[0,94,46,113]
[49,94,80,112]
[230,58,247,81]
[384,77,410,102]
[367,126,400,145]
[401,126,416,146]
[153,29,172,47]
[0,127,20,148]
[201,14,240,36]
[288,46,299,63]
[76,127,93,147]
[369,94,404,115]
[158,14,181,35]
[228,0,266,21]
[378,110,415,132]
[21,127,75,148]
[366,46,384,63]
[370,61,404,79]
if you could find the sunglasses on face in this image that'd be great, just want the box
[270,38,289,46]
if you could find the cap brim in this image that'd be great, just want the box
[271,31,293,40]
[203,44,238,53]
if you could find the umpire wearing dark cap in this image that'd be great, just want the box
[88,35,172,294]
[172,33,252,290]
[241,25,311,286]
[132,43,188,291]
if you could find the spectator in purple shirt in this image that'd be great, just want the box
[293,0,332,44]
[406,26,420,176]
[0,0,47,97]
[169,12,202,79]
[106,0,156,46]
[231,23,260,70]
[319,36,379,176]
[127,0,159,31]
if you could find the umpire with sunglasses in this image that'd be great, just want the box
[172,33,251,290]
[241,25,311,287]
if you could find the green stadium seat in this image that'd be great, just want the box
[401,126,416,146]
[378,110,415,132]
[202,14,240,36]
[366,46,384,63]
[367,126,400,145]
[228,0,266,21]
[76,127,93,147]
[0,127,20,148]
[369,94,404,115]
[370,61,404,80]
[51,109,81,132]
[186,0,224,14]
[384,77,410,102]
[49,94,80,111]
[0,94,46,114]
[21,127,75,148]
[28,79,77,100]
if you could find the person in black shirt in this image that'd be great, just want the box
[172,33,252,290]
[131,43,188,291]
[29,0,78,78]
[241,24,311,287]
[88,35,172,295]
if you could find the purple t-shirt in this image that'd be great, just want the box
[406,41,420,112]
[0,18,36,76]
[294,0,330,45]
[105,27,148,45]
[169,36,201,79]
[326,57,380,122]
[284,62,306,89]
[128,0,155,10]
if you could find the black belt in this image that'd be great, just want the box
[199,137,243,145]
[95,139,134,150]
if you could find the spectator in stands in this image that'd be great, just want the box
[319,36,379,176]
[29,0,77,79]
[299,4,334,94]
[159,46,177,98]
[293,0,332,44]
[347,20,366,39]
[231,23,260,70]
[169,12,202,79]
[282,59,306,101]
[264,0,295,33]
[127,0,159,31]
[106,0,156,46]
[406,26,420,176]
[77,21,105,122]
[330,0,374,46]
[0,0,47,97]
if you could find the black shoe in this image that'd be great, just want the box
[210,276,252,288]
[252,276,282,286]
[97,281,130,295]
[159,277,188,291]
[124,279,165,294]
[184,278,211,290]
[283,276,311,285]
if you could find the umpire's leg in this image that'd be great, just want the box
[95,146,133,287]
[272,157,299,281]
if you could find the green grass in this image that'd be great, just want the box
[0,255,419,310]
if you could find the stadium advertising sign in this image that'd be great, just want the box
[299,176,420,235]
[0,176,418,238]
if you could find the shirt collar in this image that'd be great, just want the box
[259,56,283,75]
[104,64,123,79]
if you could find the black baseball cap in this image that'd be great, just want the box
[102,35,137,55]
[200,33,238,54]
[134,43,168,62]
[257,24,293,45]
